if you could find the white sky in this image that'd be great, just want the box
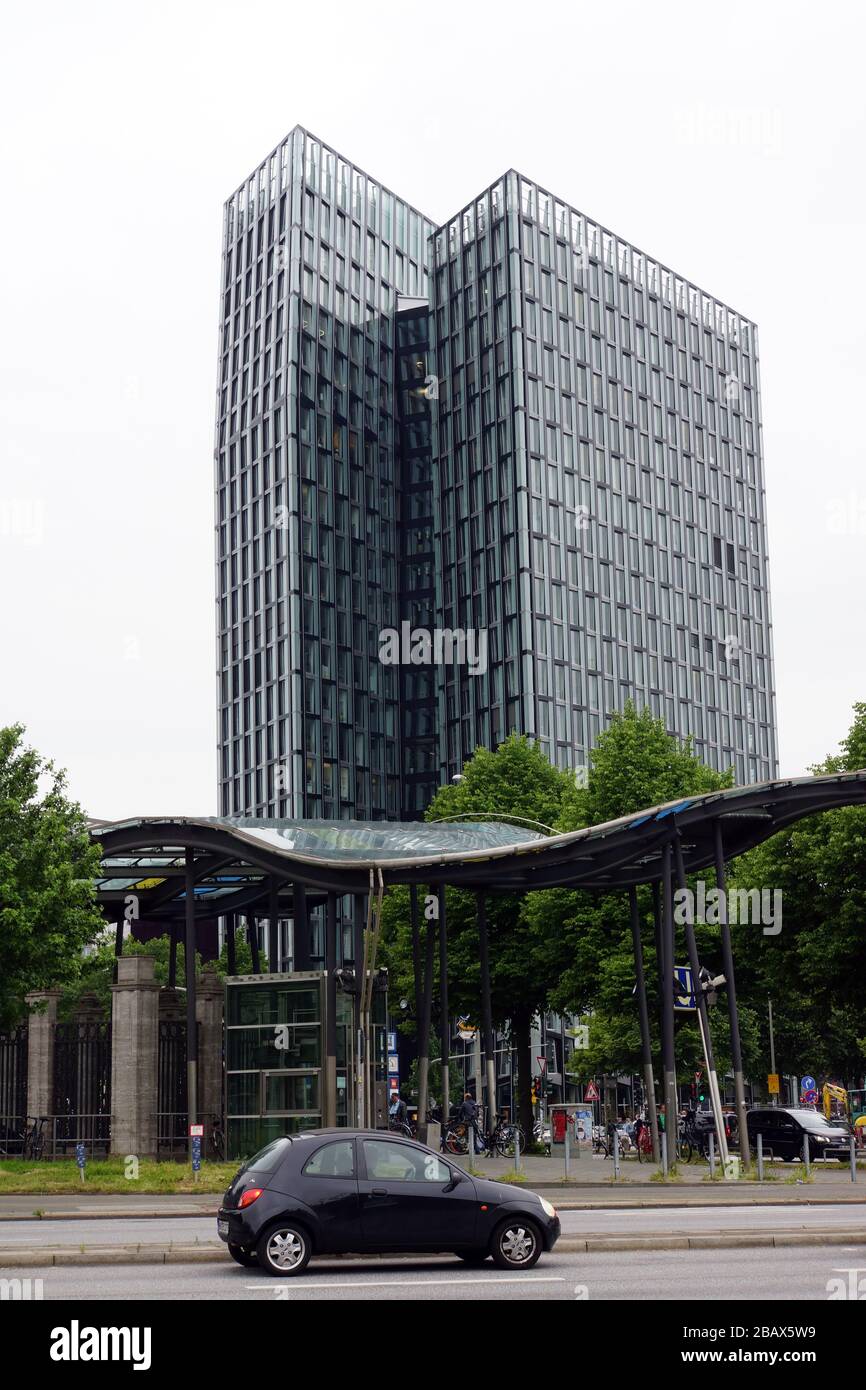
[1,0,864,818]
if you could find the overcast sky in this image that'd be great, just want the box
[1,0,863,819]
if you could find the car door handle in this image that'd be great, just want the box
[371,1188,388,1196]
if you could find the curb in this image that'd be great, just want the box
[2,1228,866,1266]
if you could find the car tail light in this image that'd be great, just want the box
[239,1187,263,1209]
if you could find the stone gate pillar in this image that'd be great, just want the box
[110,956,159,1157]
[24,990,62,1120]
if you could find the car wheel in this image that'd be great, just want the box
[256,1221,312,1276]
[456,1249,489,1265]
[491,1216,542,1271]
[227,1243,258,1268]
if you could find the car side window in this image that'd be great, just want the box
[363,1139,449,1184]
[303,1140,355,1178]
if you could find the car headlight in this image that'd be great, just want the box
[539,1197,557,1219]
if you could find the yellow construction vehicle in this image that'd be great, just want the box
[822,1082,848,1122]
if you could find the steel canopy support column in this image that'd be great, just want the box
[268,877,281,974]
[168,921,178,988]
[225,915,236,976]
[476,890,497,1127]
[673,836,729,1170]
[409,886,422,1024]
[660,843,678,1155]
[293,884,310,971]
[184,849,198,1164]
[714,821,751,1170]
[438,887,450,1127]
[324,893,338,1126]
[416,892,436,1132]
[629,887,660,1164]
[247,917,261,974]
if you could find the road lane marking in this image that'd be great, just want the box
[244,1276,566,1290]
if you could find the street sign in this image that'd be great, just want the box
[767,1073,780,1095]
[191,1136,202,1172]
[387,1032,397,1052]
[803,1088,819,1105]
[189,1123,204,1137]
[584,1080,599,1102]
[75,1143,86,1170]
[387,1054,399,1074]
[457,1017,477,1042]
[801,1074,816,1093]
[536,1055,547,1073]
[673,965,696,1011]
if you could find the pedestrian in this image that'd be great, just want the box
[457,1092,480,1153]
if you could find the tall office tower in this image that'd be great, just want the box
[215,129,435,819]
[215,129,778,821]
[430,173,777,789]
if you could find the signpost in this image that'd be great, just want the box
[191,1134,202,1182]
[75,1143,86,1184]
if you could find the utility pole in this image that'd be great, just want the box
[768,997,777,1107]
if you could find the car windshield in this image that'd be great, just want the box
[235,1137,290,1176]
[791,1110,837,1132]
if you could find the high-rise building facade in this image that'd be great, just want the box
[215,127,778,821]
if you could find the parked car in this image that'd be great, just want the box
[746,1106,851,1162]
[217,1129,561,1275]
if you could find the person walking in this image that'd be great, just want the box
[457,1092,480,1154]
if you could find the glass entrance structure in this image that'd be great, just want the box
[224,969,386,1159]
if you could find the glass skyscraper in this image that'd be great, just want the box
[215,127,777,821]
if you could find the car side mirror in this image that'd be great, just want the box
[444,1168,466,1191]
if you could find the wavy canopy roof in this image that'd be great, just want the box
[90,770,866,922]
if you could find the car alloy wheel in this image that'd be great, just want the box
[492,1218,541,1270]
[257,1223,311,1276]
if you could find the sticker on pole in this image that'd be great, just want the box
[189,1123,204,1137]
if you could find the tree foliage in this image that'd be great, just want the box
[0,725,104,1026]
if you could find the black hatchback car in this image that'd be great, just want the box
[217,1129,561,1276]
[746,1106,851,1162]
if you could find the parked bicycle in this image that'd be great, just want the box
[443,1116,525,1158]
[22,1116,46,1160]
[210,1116,225,1160]
[388,1115,414,1139]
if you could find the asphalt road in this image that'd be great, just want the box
[2,1203,864,1249]
[4,1244,866,1300]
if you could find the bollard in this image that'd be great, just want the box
[851,1134,857,1185]
[802,1133,810,1176]
[757,1131,764,1182]
[613,1126,620,1180]
[709,1131,715,1177]
[661,1129,668,1176]
[564,1116,570,1181]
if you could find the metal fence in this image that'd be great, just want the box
[157,1020,187,1155]
[53,1020,111,1156]
[0,1027,28,1153]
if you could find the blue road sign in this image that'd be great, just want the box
[75,1143,86,1170]
[673,966,696,1011]
[801,1074,816,1093]
[803,1088,819,1105]
[191,1135,202,1172]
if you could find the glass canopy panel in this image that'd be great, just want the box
[218,817,547,861]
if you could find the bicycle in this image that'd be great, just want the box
[210,1117,226,1160]
[443,1117,525,1158]
[388,1116,413,1139]
[22,1116,46,1160]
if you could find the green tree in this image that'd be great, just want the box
[380,734,574,1137]
[0,725,104,1027]
[527,702,733,1086]
[728,702,866,1084]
